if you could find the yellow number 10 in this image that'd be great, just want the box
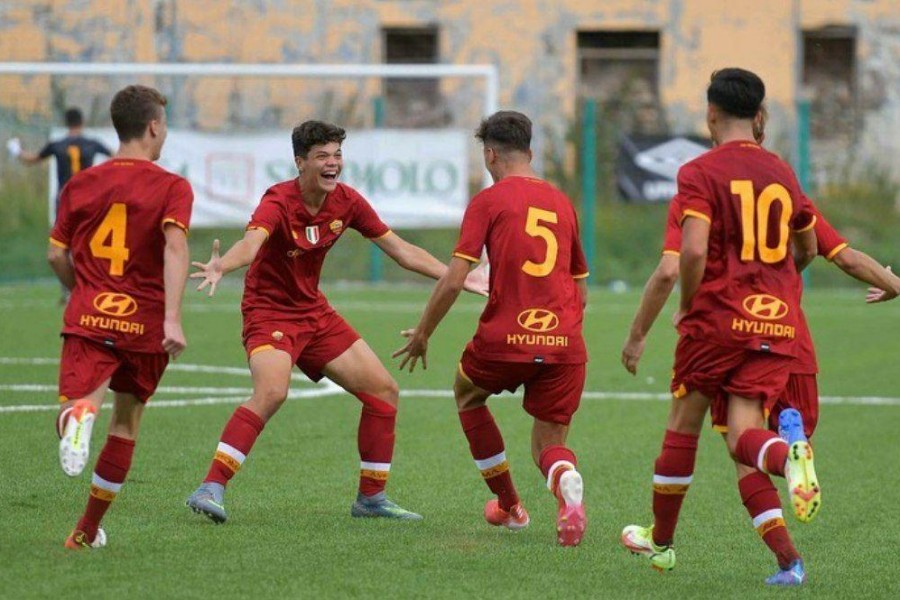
[89,203,130,276]
[731,180,793,264]
[522,207,559,277]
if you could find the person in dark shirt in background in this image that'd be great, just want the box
[7,107,113,304]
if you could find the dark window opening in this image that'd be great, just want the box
[383,27,447,127]
[577,30,662,134]
[802,26,857,142]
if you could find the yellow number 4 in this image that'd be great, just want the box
[522,207,559,277]
[89,203,130,276]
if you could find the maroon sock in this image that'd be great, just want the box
[735,429,789,477]
[459,406,520,511]
[651,429,699,547]
[739,471,801,568]
[539,445,577,500]
[356,393,397,496]
[76,435,135,540]
[204,406,265,486]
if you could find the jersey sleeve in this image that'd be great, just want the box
[49,185,74,248]
[674,162,712,225]
[662,197,683,255]
[38,142,55,159]
[453,191,491,263]
[97,140,113,156]
[813,209,849,260]
[790,191,817,232]
[162,177,194,232]
[247,191,283,238]
[349,190,391,239]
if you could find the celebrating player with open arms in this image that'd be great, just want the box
[619,69,825,585]
[186,120,487,522]
[393,111,590,546]
[48,85,193,549]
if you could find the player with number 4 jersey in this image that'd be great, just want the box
[47,85,193,551]
[394,111,589,547]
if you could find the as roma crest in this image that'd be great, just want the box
[329,220,343,235]
[305,225,320,245]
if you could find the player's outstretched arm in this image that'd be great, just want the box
[47,244,75,290]
[392,257,471,373]
[373,232,488,296]
[7,138,43,165]
[829,249,900,303]
[622,254,679,375]
[191,229,267,297]
[163,224,189,359]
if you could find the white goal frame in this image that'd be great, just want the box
[0,61,500,220]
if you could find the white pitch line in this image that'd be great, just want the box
[0,357,316,383]
[0,386,342,414]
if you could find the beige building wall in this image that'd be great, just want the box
[1,0,897,179]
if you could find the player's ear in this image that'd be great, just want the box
[294,155,305,174]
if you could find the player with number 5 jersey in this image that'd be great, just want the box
[47,85,193,551]
[394,111,589,547]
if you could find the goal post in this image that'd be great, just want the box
[0,61,500,231]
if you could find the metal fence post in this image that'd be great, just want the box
[580,99,597,283]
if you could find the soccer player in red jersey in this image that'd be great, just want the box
[393,111,590,546]
[623,194,899,578]
[185,121,487,523]
[47,85,193,549]
[619,68,823,585]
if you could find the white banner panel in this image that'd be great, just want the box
[50,128,468,228]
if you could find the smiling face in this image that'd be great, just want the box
[296,141,342,195]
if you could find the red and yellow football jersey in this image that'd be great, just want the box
[50,159,193,353]
[454,176,588,364]
[675,141,816,357]
[241,181,390,318]
[792,208,849,374]
[662,192,848,374]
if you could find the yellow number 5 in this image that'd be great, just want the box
[89,203,130,276]
[522,207,558,277]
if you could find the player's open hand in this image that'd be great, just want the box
[392,328,428,372]
[163,319,187,360]
[6,137,21,157]
[463,262,490,297]
[621,334,645,375]
[866,266,898,304]
[191,239,223,297]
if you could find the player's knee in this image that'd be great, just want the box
[253,384,289,408]
[379,377,400,407]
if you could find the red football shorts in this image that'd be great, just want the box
[710,373,819,437]
[769,373,819,438]
[459,343,585,425]
[58,335,168,403]
[672,335,792,405]
[242,307,360,381]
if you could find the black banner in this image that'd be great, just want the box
[616,134,711,203]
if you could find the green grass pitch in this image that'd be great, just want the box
[0,282,897,598]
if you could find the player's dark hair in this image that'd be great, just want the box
[64,108,83,128]
[110,85,167,142]
[475,111,532,153]
[707,68,765,119]
[292,121,347,158]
